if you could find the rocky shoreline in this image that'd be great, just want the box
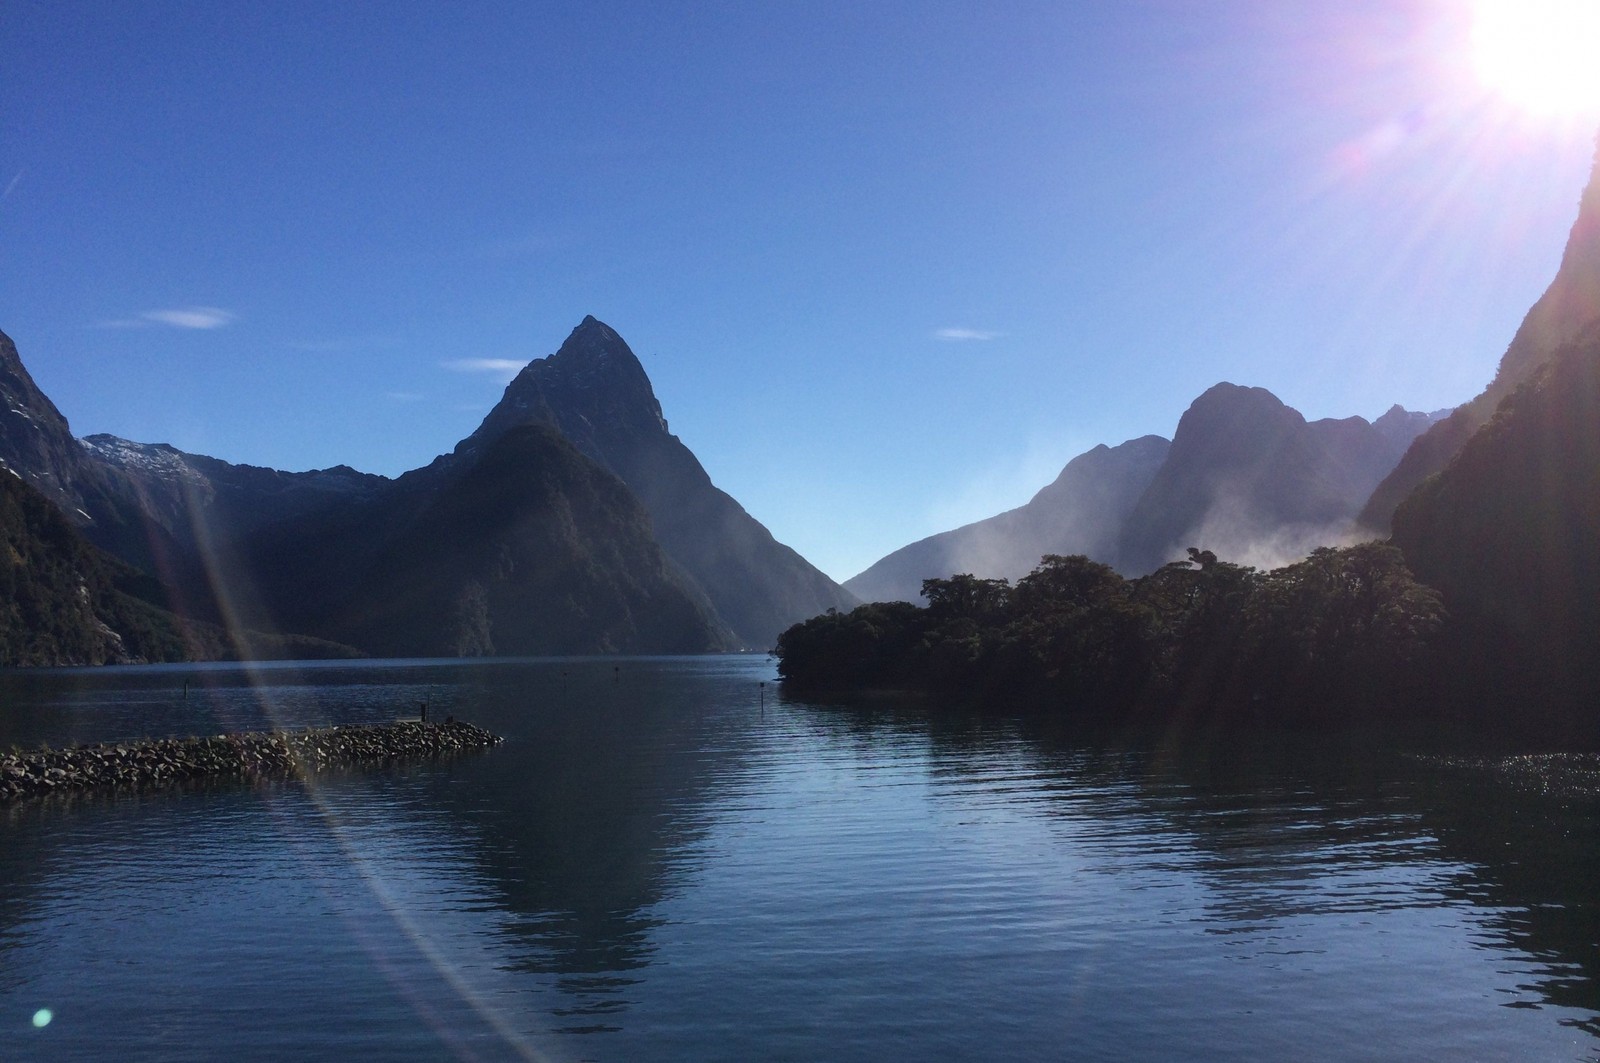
[0,719,503,803]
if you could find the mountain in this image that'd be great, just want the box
[81,433,391,627]
[0,328,107,518]
[329,424,733,657]
[1360,138,1600,532]
[1391,324,1600,713]
[846,387,1437,602]
[0,466,354,665]
[1117,385,1440,575]
[420,316,856,647]
[70,331,754,656]
[1,319,839,658]
[844,435,1170,603]
[82,435,389,554]
[0,466,177,666]
[0,329,169,572]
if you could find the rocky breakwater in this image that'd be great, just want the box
[0,720,503,803]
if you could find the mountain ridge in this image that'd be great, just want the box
[847,383,1439,602]
[0,317,851,659]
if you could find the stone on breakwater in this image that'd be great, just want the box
[0,720,503,804]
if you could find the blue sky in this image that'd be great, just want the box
[2,1,1597,581]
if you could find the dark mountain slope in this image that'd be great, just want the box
[82,435,389,552]
[331,424,733,657]
[1362,139,1600,531]
[422,316,855,647]
[844,435,1170,603]
[80,435,392,628]
[0,329,105,519]
[0,467,168,666]
[0,468,351,665]
[0,329,169,572]
[1391,325,1600,710]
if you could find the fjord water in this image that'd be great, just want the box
[2,658,1597,1062]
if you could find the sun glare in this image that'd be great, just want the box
[1471,0,1600,116]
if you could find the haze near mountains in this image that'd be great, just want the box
[846,391,1443,605]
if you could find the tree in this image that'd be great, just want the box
[921,574,1012,624]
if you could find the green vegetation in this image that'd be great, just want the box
[776,543,1445,726]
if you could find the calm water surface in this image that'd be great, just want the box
[1,656,1597,1061]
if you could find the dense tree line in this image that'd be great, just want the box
[776,543,1445,726]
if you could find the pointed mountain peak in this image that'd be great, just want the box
[565,314,615,344]
[453,318,668,470]
[542,315,650,385]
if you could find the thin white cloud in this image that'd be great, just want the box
[99,306,236,330]
[143,307,235,329]
[934,327,1002,341]
[442,358,526,382]
[1,170,22,201]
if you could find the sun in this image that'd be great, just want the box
[1471,0,1600,117]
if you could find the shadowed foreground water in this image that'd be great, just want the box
[1,656,1597,1061]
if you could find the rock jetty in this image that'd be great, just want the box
[0,720,503,803]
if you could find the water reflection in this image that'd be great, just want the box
[2,659,1598,1060]
[383,657,773,1037]
[780,691,1600,1042]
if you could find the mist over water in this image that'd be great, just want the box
[2,657,1597,1061]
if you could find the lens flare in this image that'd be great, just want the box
[1471,0,1600,117]
[32,1008,53,1028]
